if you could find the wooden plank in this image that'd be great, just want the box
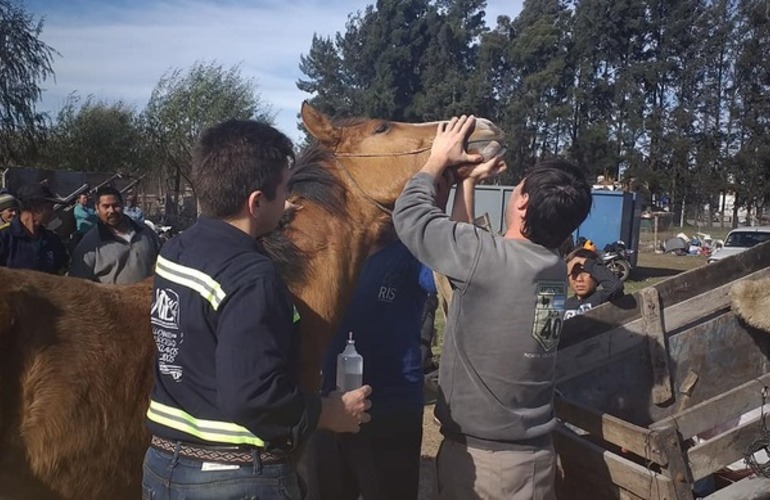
[705,476,770,500]
[618,490,647,500]
[561,240,770,346]
[640,288,674,406]
[688,414,767,481]
[650,373,770,440]
[556,322,644,383]
[554,395,667,465]
[654,425,695,500]
[679,370,699,397]
[554,425,676,500]
[557,266,770,383]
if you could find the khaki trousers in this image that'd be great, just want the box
[435,438,556,500]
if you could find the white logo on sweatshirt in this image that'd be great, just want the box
[531,281,567,352]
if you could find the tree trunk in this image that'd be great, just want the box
[170,166,181,216]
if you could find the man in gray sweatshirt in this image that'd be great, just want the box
[69,186,161,284]
[393,116,592,499]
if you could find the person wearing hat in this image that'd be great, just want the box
[0,192,19,224]
[0,184,69,274]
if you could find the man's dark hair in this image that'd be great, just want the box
[95,186,123,205]
[521,159,592,249]
[193,120,294,218]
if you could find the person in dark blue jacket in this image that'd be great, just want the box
[302,165,477,500]
[305,223,435,500]
[0,184,68,274]
[142,119,372,500]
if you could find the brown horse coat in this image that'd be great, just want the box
[0,103,503,499]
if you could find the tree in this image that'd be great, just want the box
[339,0,434,120]
[570,0,647,180]
[144,61,274,213]
[504,0,574,173]
[412,0,491,119]
[731,0,770,223]
[297,34,358,119]
[0,0,57,165]
[39,94,146,173]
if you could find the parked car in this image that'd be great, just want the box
[707,226,770,263]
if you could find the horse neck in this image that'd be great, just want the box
[289,194,388,391]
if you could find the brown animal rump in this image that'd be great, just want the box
[0,103,504,499]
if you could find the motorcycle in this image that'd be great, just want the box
[602,240,633,282]
[144,219,176,244]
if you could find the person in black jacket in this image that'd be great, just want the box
[142,119,371,500]
[564,247,624,319]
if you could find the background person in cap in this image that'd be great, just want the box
[0,184,69,274]
[0,192,19,224]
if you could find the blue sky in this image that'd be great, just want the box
[24,0,523,143]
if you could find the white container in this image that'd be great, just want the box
[336,332,363,392]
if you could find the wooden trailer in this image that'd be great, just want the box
[555,240,770,499]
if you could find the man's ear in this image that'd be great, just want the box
[516,191,529,216]
[247,190,264,218]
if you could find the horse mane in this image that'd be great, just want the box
[261,142,348,286]
[334,117,371,128]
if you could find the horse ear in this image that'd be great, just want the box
[301,102,340,146]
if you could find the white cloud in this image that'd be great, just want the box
[30,0,522,143]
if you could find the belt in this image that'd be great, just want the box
[150,435,287,465]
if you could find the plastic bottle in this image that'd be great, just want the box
[336,332,363,392]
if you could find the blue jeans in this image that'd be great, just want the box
[142,446,301,500]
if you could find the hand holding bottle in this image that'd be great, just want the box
[318,385,372,434]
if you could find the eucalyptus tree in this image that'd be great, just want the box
[0,0,57,164]
[39,94,145,173]
[144,61,274,211]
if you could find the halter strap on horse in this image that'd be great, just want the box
[333,146,432,216]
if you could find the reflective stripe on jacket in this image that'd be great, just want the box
[146,216,319,452]
[146,400,265,447]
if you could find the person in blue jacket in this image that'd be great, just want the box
[142,119,371,500]
[304,165,487,500]
[73,192,97,236]
[0,184,68,274]
[304,222,434,500]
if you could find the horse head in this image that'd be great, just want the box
[276,103,505,390]
[300,102,505,220]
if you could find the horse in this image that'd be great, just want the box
[0,102,504,499]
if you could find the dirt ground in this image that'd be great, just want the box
[415,228,714,499]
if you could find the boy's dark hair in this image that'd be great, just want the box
[521,159,592,249]
[566,247,600,263]
[95,186,123,205]
[193,120,294,218]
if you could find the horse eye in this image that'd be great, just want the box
[374,122,390,134]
